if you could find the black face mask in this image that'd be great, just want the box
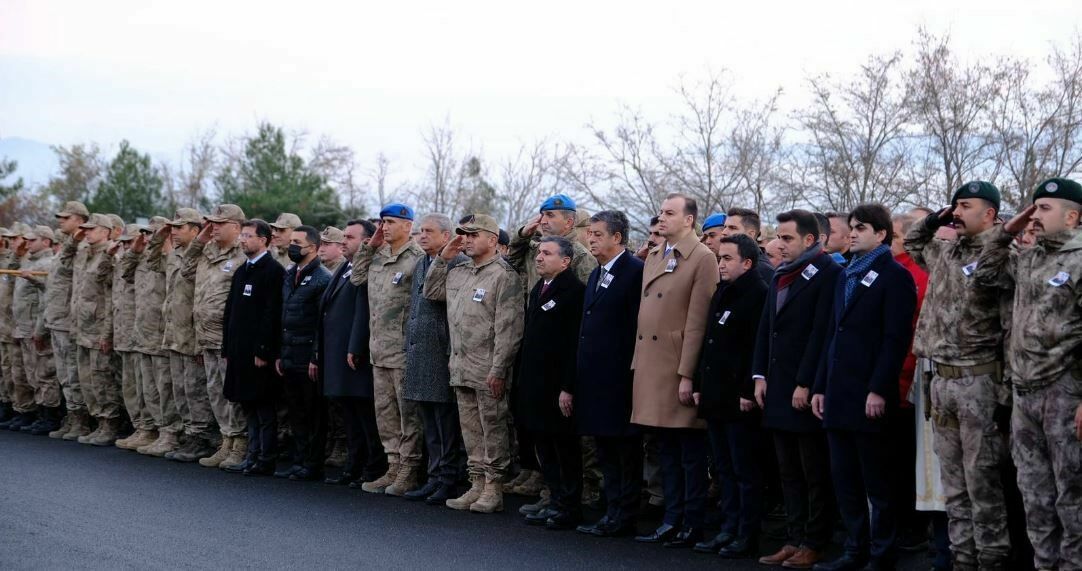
[287,244,306,263]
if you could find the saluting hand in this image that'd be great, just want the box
[72,229,86,243]
[440,235,465,261]
[811,394,825,420]
[1004,204,1038,235]
[196,223,213,244]
[926,205,955,230]
[521,214,543,238]
[131,233,147,254]
[368,223,386,250]
[155,224,172,239]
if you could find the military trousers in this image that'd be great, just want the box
[75,344,121,420]
[19,337,59,408]
[930,371,1010,568]
[454,385,511,482]
[201,348,246,437]
[117,350,154,431]
[49,329,84,412]
[1012,372,1082,571]
[372,366,423,468]
[169,350,213,438]
[139,352,179,434]
[0,342,10,403]
[2,340,32,412]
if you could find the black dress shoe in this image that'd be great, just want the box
[525,507,560,526]
[694,531,736,553]
[324,472,362,486]
[243,460,275,476]
[404,479,441,501]
[545,510,582,531]
[575,516,613,535]
[718,536,758,559]
[813,553,868,571]
[424,483,452,505]
[289,467,324,482]
[634,523,679,543]
[663,527,704,548]
[223,458,256,474]
[274,465,302,479]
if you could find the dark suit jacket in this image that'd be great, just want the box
[813,251,916,433]
[752,250,841,433]
[514,269,584,435]
[280,259,332,371]
[314,259,373,398]
[223,252,284,402]
[695,270,768,422]
[574,250,643,436]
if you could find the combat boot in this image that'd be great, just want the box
[218,436,249,470]
[510,469,544,496]
[117,429,157,451]
[385,465,420,497]
[0,401,13,423]
[139,431,179,457]
[169,435,216,462]
[361,463,400,494]
[506,469,532,494]
[77,418,105,444]
[87,418,120,446]
[29,407,62,436]
[198,436,233,467]
[6,411,36,431]
[470,480,504,514]
[63,411,93,441]
[446,476,484,510]
[325,439,348,468]
[48,411,74,439]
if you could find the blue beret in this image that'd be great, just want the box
[540,194,576,212]
[702,213,727,231]
[379,203,414,221]
[830,252,848,265]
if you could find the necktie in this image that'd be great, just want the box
[540,281,551,298]
[596,268,607,291]
[664,245,674,258]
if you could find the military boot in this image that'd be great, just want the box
[361,463,400,494]
[48,410,74,439]
[510,469,544,496]
[30,407,63,436]
[218,436,249,470]
[7,411,37,431]
[117,429,157,450]
[470,480,504,514]
[77,418,105,444]
[198,436,234,467]
[385,465,420,497]
[86,418,120,446]
[505,469,532,494]
[324,439,348,468]
[446,476,484,510]
[139,431,179,457]
[0,401,13,423]
[63,411,93,441]
[169,435,216,462]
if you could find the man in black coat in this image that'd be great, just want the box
[811,204,916,571]
[514,235,586,530]
[573,210,644,538]
[751,209,841,568]
[692,234,768,559]
[221,219,285,476]
[313,219,387,487]
[274,225,332,482]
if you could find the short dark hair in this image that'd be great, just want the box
[648,215,660,227]
[726,207,761,236]
[241,219,273,248]
[498,229,510,246]
[718,234,760,266]
[590,210,630,245]
[347,219,377,239]
[539,235,574,259]
[294,224,321,247]
[776,209,821,241]
[813,212,830,237]
[848,203,894,245]
[664,193,698,220]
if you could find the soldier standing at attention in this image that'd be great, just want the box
[13,226,61,435]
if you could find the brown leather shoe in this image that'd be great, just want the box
[758,544,799,565]
[781,547,821,569]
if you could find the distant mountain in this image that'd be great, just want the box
[0,137,59,188]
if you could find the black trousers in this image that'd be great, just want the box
[773,429,835,550]
[657,427,709,528]
[416,400,464,485]
[243,399,278,461]
[335,396,387,480]
[283,369,325,470]
[828,429,895,563]
[708,418,764,539]
[596,434,643,525]
[887,407,919,534]
[534,430,583,513]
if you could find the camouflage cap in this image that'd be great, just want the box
[320,226,345,244]
[106,214,125,232]
[117,223,141,242]
[55,201,90,219]
[79,213,115,230]
[146,216,171,232]
[1,222,31,238]
[168,207,203,226]
[455,213,500,236]
[269,212,302,229]
[25,225,56,242]
[574,208,592,228]
[205,204,246,224]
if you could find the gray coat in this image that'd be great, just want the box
[403,253,466,402]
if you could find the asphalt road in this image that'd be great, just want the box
[0,430,934,570]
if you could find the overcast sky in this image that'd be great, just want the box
[2,0,1079,180]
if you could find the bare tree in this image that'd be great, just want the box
[166,129,218,212]
[413,118,464,215]
[498,139,558,229]
[310,136,367,218]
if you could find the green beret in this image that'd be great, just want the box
[1033,177,1082,204]
[951,181,1000,212]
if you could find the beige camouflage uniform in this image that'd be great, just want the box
[70,232,121,423]
[112,225,154,433]
[974,224,1082,571]
[905,221,1010,569]
[14,245,59,410]
[0,239,30,413]
[42,232,85,416]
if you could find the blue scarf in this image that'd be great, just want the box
[843,244,890,305]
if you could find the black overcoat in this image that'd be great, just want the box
[280,259,332,371]
[223,252,284,402]
[314,259,374,398]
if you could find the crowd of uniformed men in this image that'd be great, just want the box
[0,176,1080,571]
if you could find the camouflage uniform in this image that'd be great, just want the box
[974,225,1082,570]
[0,248,30,412]
[184,236,247,437]
[14,247,59,409]
[42,233,84,414]
[423,253,524,483]
[350,239,426,472]
[70,237,121,422]
[905,221,1010,569]
[113,227,153,433]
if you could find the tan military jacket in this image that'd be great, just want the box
[71,241,114,349]
[112,250,136,352]
[13,249,53,339]
[184,238,245,351]
[422,253,524,390]
[350,239,425,369]
[0,252,18,343]
[507,225,597,294]
[41,234,77,333]
[121,247,167,356]
[156,235,198,356]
